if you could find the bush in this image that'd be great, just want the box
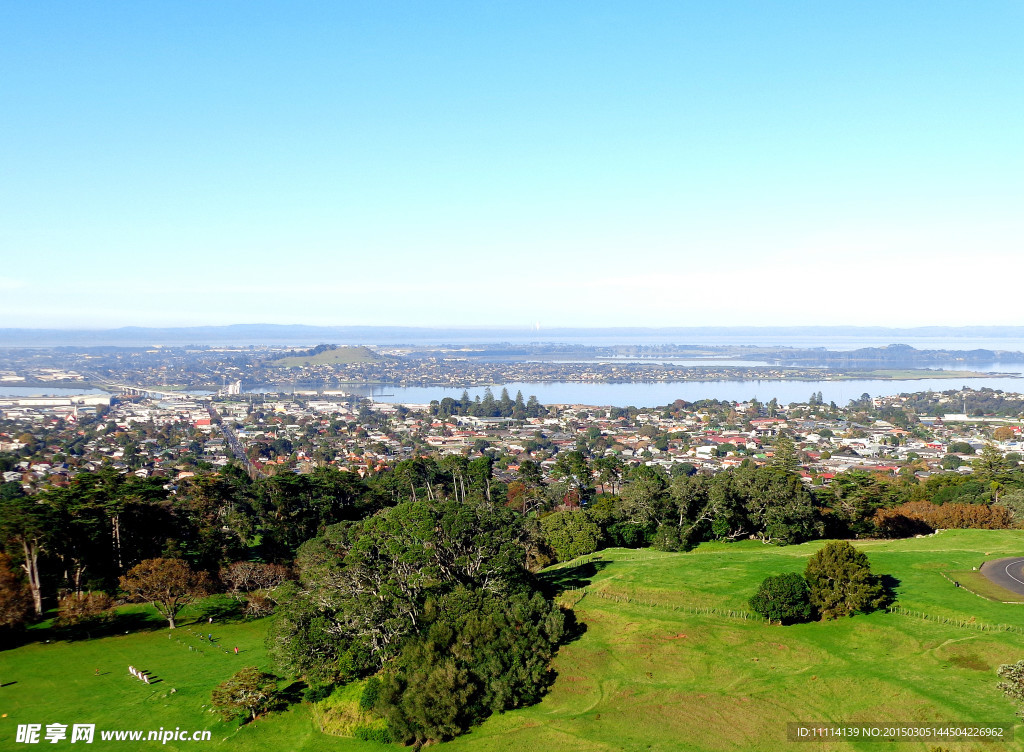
[359,676,381,711]
[749,573,812,624]
[874,501,1013,536]
[0,553,32,631]
[998,660,1024,716]
[606,521,655,548]
[244,591,276,618]
[353,724,393,743]
[651,523,683,552]
[54,591,114,630]
[303,684,334,703]
[804,541,886,620]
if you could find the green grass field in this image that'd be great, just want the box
[271,346,382,367]
[4,530,1024,751]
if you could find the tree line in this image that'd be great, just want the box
[429,387,547,419]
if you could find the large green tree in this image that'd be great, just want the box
[734,467,822,545]
[119,558,209,628]
[804,541,885,620]
[268,498,531,682]
[376,587,564,744]
[539,510,601,563]
[211,666,283,723]
[749,572,812,624]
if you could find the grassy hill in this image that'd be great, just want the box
[3,531,1024,751]
[271,346,383,367]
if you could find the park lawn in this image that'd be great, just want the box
[4,530,1024,751]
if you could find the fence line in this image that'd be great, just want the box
[564,587,1024,634]
[886,604,1024,635]
[565,585,763,622]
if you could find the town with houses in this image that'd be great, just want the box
[3,384,1022,494]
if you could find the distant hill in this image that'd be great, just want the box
[771,343,1024,365]
[271,345,383,367]
[3,324,1024,347]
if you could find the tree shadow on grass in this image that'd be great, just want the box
[879,573,901,608]
[279,680,307,707]
[99,611,169,636]
[3,611,167,649]
[560,608,587,645]
[538,559,611,598]
[187,595,245,625]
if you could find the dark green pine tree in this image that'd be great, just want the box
[804,541,886,620]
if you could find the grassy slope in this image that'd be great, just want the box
[271,346,381,367]
[0,604,391,752]
[440,531,1024,752]
[3,531,1024,751]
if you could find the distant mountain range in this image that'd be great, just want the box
[770,343,1024,365]
[2,325,1024,347]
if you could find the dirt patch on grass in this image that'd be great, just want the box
[948,652,989,671]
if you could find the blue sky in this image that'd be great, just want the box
[2,2,1022,329]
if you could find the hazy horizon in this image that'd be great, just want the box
[5,323,1024,350]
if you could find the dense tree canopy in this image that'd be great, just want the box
[266,494,565,743]
[376,587,564,744]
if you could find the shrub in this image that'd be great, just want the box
[749,572,812,624]
[244,591,275,618]
[874,501,1013,536]
[54,591,114,630]
[353,724,393,743]
[998,660,1024,716]
[0,553,32,630]
[359,676,381,711]
[303,684,334,703]
[804,541,886,620]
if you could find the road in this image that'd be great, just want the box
[980,557,1024,597]
[204,401,262,479]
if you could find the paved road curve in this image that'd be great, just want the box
[980,557,1024,597]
